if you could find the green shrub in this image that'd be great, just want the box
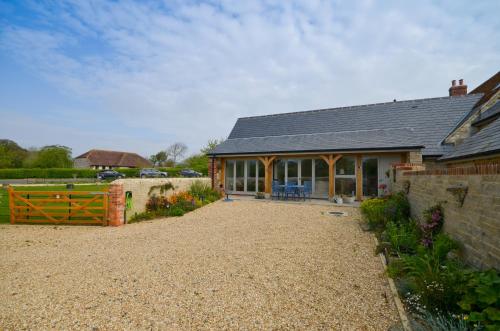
[0,168,99,179]
[413,310,469,331]
[458,269,500,330]
[168,206,185,217]
[383,219,421,254]
[384,192,411,224]
[188,180,221,203]
[360,198,387,229]
[401,234,465,313]
[360,192,411,230]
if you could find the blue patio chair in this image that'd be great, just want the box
[284,182,298,200]
[302,181,312,200]
[272,181,282,200]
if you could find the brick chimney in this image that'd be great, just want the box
[449,79,467,96]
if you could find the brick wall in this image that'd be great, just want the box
[108,183,125,226]
[392,163,500,270]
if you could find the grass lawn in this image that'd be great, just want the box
[0,184,109,224]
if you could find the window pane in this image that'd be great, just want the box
[274,159,285,184]
[287,159,298,184]
[225,160,234,191]
[301,159,312,185]
[336,156,355,176]
[257,161,265,192]
[247,160,256,192]
[235,160,244,191]
[335,178,356,196]
[314,159,328,196]
[363,158,378,197]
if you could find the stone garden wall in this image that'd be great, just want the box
[113,178,211,222]
[391,164,500,270]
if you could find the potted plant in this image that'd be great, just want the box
[343,194,355,203]
[255,192,265,199]
[378,183,388,197]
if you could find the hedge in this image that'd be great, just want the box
[0,167,184,179]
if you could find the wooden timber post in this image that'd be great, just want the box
[258,156,276,194]
[320,154,342,200]
[356,154,363,201]
[8,186,14,224]
[219,158,225,190]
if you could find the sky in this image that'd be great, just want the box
[0,0,499,159]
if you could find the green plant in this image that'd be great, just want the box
[360,198,387,229]
[383,219,420,254]
[401,234,465,313]
[458,269,500,330]
[148,182,175,196]
[168,206,185,217]
[421,204,444,247]
[188,180,221,202]
[255,192,265,199]
[384,192,411,224]
[413,310,470,331]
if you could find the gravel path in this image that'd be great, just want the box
[0,200,399,330]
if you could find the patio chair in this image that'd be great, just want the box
[284,182,298,200]
[272,181,282,200]
[302,181,312,200]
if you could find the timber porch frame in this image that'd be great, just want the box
[215,151,407,201]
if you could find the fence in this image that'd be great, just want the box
[8,187,109,225]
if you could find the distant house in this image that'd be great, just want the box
[209,72,498,200]
[74,149,152,169]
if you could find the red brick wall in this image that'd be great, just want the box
[208,157,218,189]
[108,183,125,226]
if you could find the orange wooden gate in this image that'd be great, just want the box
[8,188,109,225]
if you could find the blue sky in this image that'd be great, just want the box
[0,0,499,158]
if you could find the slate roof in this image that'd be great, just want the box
[472,101,500,127]
[212,94,483,156]
[440,117,500,161]
[74,149,151,167]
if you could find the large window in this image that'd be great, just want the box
[363,158,378,197]
[274,159,286,184]
[257,161,265,192]
[301,159,312,186]
[287,159,298,184]
[315,159,329,196]
[235,160,245,191]
[335,156,356,196]
[247,160,256,192]
[225,160,234,191]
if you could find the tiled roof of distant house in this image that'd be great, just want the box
[74,149,151,168]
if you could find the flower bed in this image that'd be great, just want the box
[360,193,500,330]
[129,180,222,223]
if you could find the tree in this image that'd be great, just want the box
[0,139,28,168]
[201,138,225,155]
[166,142,187,165]
[30,145,73,168]
[149,151,170,167]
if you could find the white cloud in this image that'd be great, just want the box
[1,0,499,155]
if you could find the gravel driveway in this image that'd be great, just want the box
[0,200,399,330]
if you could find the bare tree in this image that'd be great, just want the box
[166,142,187,165]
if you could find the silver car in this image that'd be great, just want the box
[139,168,168,178]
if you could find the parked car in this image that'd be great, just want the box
[180,169,202,178]
[97,170,125,180]
[140,168,168,178]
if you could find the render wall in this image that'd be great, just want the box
[392,166,500,270]
[113,178,211,221]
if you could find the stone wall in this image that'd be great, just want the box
[113,178,211,221]
[392,164,500,270]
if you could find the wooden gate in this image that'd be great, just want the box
[8,187,109,225]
